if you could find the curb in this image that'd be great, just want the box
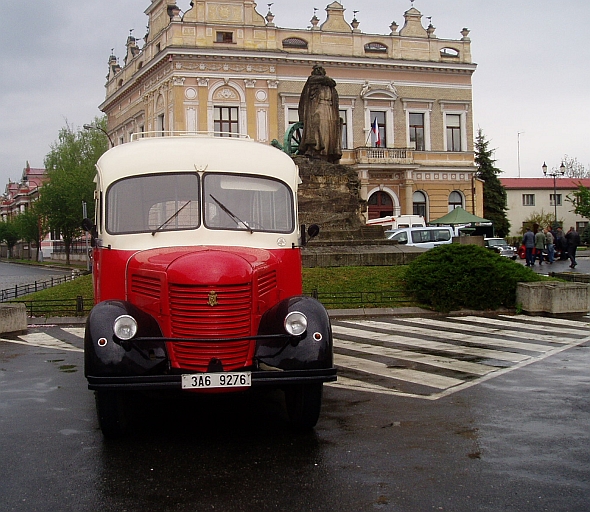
[27,307,519,327]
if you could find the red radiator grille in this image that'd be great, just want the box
[167,282,252,370]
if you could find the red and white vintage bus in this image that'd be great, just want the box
[82,134,336,437]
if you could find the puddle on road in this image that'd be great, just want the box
[58,364,77,373]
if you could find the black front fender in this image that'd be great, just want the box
[84,300,167,378]
[255,296,333,371]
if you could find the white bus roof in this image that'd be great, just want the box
[96,135,298,187]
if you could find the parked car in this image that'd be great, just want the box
[484,238,518,259]
[385,226,454,249]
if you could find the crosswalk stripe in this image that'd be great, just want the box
[9,332,83,353]
[383,318,569,352]
[326,375,436,400]
[394,317,576,345]
[335,353,463,389]
[350,319,560,352]
[454,315,589,336]
[334,338,496,376]
[62,327,86,337]
[499,314,590,330]
[333,323,530,362]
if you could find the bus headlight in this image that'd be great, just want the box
[113,315,138,340]
[284,311,307,336]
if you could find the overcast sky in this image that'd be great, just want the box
[1,0,589,187]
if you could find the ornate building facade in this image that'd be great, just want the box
[0,163,46,220]
[100,0,483,223]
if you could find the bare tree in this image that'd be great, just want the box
[560,155,589,178]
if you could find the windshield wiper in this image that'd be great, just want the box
[151,200,192,236]
[209,194,253,233]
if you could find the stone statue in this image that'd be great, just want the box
[298,65,342,164]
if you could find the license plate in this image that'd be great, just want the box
[181,372,252,389]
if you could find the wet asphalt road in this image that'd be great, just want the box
[1,325,589,511]
[0,261,73,293]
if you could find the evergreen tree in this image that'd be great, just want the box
[475,129,510,237]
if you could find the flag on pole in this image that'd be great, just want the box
[371,117,381,147]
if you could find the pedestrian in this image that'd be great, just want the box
[522,227,535,267]
[565,226,581,268]
[555,227,567,260]
[534,228,546,265]
[544,226,555,264]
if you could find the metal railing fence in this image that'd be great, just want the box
[19,296,92,317]
[305,288,412,308]
[0,273,84,303]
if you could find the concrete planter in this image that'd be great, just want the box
[516,281,590,315]
[0,303,27,334]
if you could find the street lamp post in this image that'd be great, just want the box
[542,161,566,228]
[83,124,114,147]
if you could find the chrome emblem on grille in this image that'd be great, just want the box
[208,291,218,306]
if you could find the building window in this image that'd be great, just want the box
[370,111,386,147]
[287,108,299,127]
[339,110,348,149]
[282,37,308,49]
[364,42,388,53]
[550,194,562,206]
[413,191,427,218]
[214,106,239,136]
[448,191,463,211]
[157,114,165,136]
[440,47,459,58]
[446,114,461,151]
[409,113,425,151]
[522,194,535,206]
[216,31,234,43]
[577,221,588,235]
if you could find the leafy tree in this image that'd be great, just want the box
[39,117,107,265]
[13,202,48,261]
[567,184,590,219]
[475,129,510,237]
[522,210,559,234]
[0,219,19,258]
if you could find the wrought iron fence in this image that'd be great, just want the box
[20,296,92,318]
[0,273,83,303]
[305,288,412,308]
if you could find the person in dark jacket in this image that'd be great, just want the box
[534,229,546,265]
[565,226,581,268]
[522,227,535,267]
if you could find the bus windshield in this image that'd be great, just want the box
[105,172,294,235]
[203,173,294,233]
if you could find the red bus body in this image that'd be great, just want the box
[83,135,336,436]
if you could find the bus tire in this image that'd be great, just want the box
[95,390,128,438]
[284,383,323,430]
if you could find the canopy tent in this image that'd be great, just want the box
[430,207,491,225]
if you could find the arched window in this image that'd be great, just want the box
[448,191,463,211]
[368,191,393,219]
[364,42,388,53]
[413,191,427,218]
[282,37,308,49]
[440,47,459,58]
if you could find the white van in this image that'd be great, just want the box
[385,226,454,249]
[366,214,426,230]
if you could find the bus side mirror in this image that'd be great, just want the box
[307,224,320,240]
[81,218,98,247]
[301,224,320,246]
